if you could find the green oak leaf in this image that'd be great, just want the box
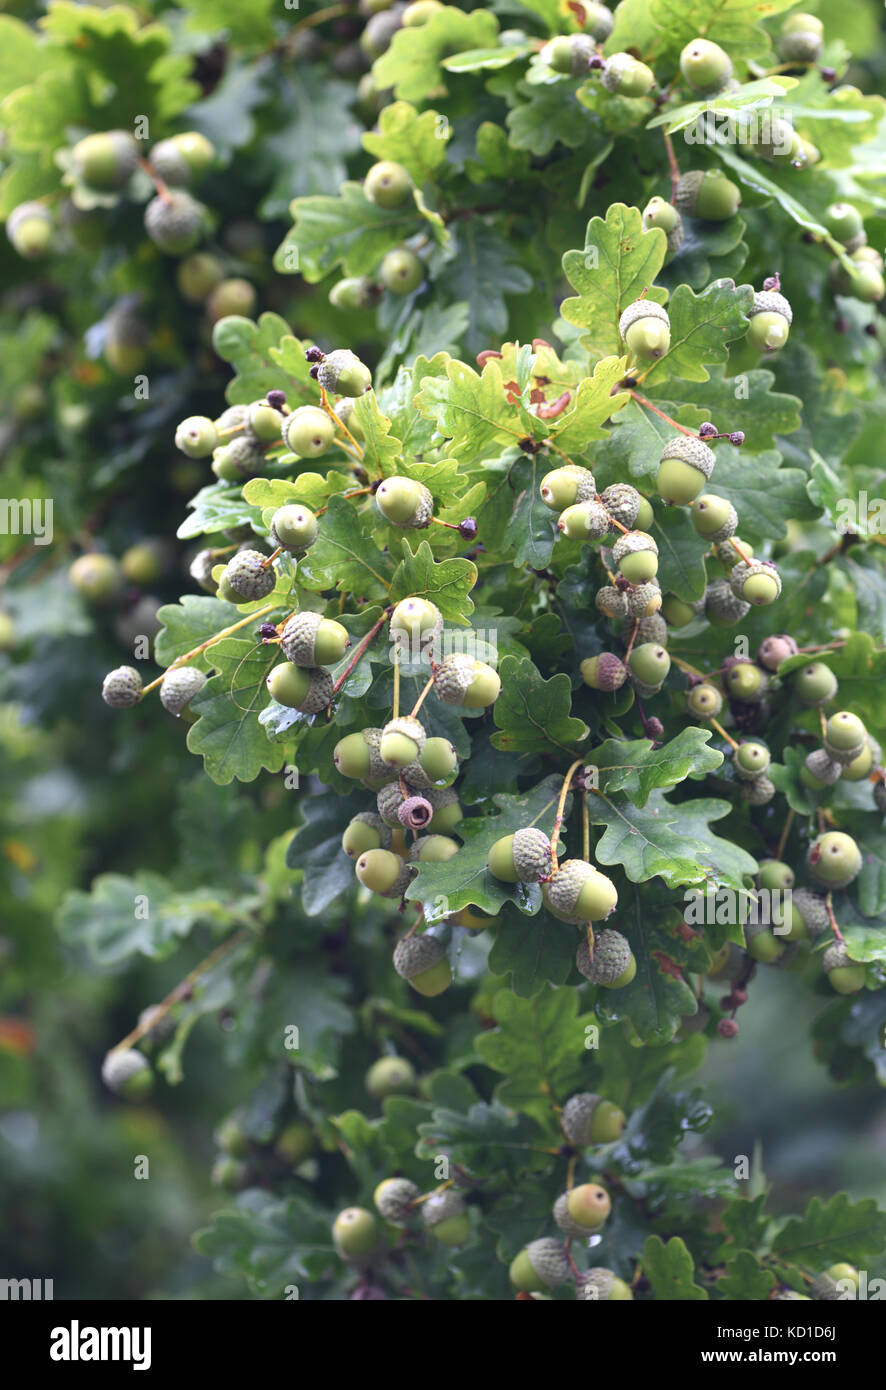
[361,100,451,184]
[645,279,753,386]
[474,985,598,1121]
[389,539,476,623]
[297,493,395,600]
[372,7,499,104]
[590,729,723,806]
[561,204,668,363]
[642,1235,708,1300]
[491,655,589,756]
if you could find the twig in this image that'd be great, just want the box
[332,610,390,695]
[550,760,584,872]
[141,602,281,694]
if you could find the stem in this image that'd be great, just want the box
[550,760,584,872]
[316,485,373,517]
[393,642,401,720]
[410,674,436,719]
[261,546,283,569]
[109,927,251,1054]
[627,389,696,435]
[320,388,365,466]
[332,610,390,695]
[663,130,681,201]
[671,654,709,682]
[825,893,844,945]
[141,602,281,694]
[775,807,795,863]
[728,536,753,566]
[711,717,740,751]
[288,2,348,36]
[137,156,172,203]
[581,791,590,862]
[624,618,640,661]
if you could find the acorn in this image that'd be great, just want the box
[543,860,618,924]
[392,933,452,996]
[822,711,867,766]
[656,435,715,505]
[578,1267,634,1301]
[600,482,645,531]
[747,290,793,354]
[558,500,611,541]
[618,298,671,361]
[539,464,596,512]
[356,847,414,899]
[801,748,843,788]
[379,715,427,768]
[487,828,553,883]
[280,611,351,667]
[374,1177,420,1224]
[509,1238,570,1292]
[580,653,628,692]
[642,196,684,255]
[576,928,636,986]
[704,578,750,627]
[595,585,629,619]
[779,12,824,64]
[612,530,659,582]
[729,560,782,607]
[421,1189,470,1246]
[692,494,737,542]
[822,943,866,995]
[561,1091,626,1146]
[675,169,741,220]
[553,1183,611,1236]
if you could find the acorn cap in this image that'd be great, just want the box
[823,942,851,973]
[561,1091,602,1146]
[375,1177,420,1224]
[791,888,828,938]
[740,775,775,805]
[159,665,207,716]
[804,749,843,786]
[377,780,407,826]
[674,170,704,214]
[393,933,447,980]
[595,585,629,619]
[280,611,323,665]
[101,1048,151,1096]
[433,652,476,704]
[705,578,751,625]
[512,827,553,882]
[297,669,334,714]
[618,298,670,339]
[750,290,792,324]
[102,666,144,709]
[611,530,658,564]
[381,715,427,753]
[577,928,633,985]
[621,614,668,647]
[822,734,866,767]
[600,483,642,529]
[526,1238,570,1288]
[421,1188,466,1229]
[659,434,715,478]
[582,653,628,691]
[225,549,277,601]
[544,859,596,919]
[364,727,396,780]
[578,1268,617,1301]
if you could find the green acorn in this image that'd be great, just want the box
[70,552,123,605]
[407,834,459,863]
[267,663,334,714]
[223,550,277,603]
[365,1055,416,1100]
[576,928,636,986]
[580,653,628,692]
[509,1239,570,1292]
[656,435,715,505]
[692,494,737,542]
[275,1121,315,1165]
[379,247,424,295]
[539,464,596,511]
[211,436,265,482]
[558,499,610,541]
[675,169,741,220]
[283,405,337,457]
[561,1092,626,1146]
[101,1048,153,1099]
[544,33,596,76]
[779,12,824,64]
[842,736,879,782]
[159,665,207,718]
[364,160,414,208]
[745,922,785,964]
[747,290,793,353]
[433,653,501,707]
[426,785,463,834]
[316,348,372,396]
[642,196,684,255]
[600,53,655,97]
[270,504,319,553]
[824,202,865,249]
[705,578,750,627]
[822,943,866,996]
[375,476,434,529]
[687,682,723,719]
[543,860,618,924]
[360,6,404,58]
[793,661,838,706]
[734,742,771,781]
[553,1182,611,1236]
[280,611,351,667]
[487,827,553,883]
[578,1268,634,1301]
[379,715,426,767]
[758,859,794,892]
[417,736,459,784]
[618,298,671,361]
[392,933,452,996]
[757,634,798,671]
[101,666,144,709]
[329,276,380,312]
[663,595,703,627]
[612,529,659,582]
[808,831,862,888]
[724,660,768,703]
[206,277,257,322]
[342,811,392,858]
[175,415,218,458]
[72,130,138,190]
[150,132,215,185]
[402,0,444,24]
[627,642,670,693]
[822,711,867,766]
[332,1207,383,1263]
[177,251,223,302]
[144,191,205,256]
[730,560,782,607]
[356,847,413,899]
[575,0,614,40]
[374,1176,420,1224]
[422,1188,470,1246]
[622,613,668,648]
[679,38,733,94]
[7,201,53,259]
